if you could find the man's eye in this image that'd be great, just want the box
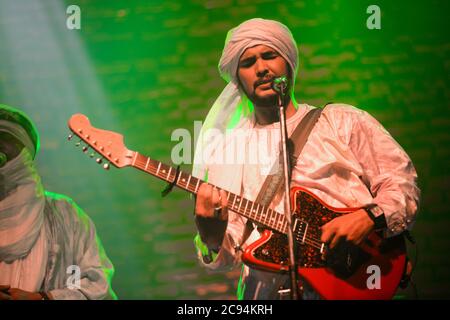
[239,58,255,68]
[262,52,278,59]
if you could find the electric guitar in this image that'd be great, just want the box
[67,113,406,300]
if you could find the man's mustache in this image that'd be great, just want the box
[254,76,275,89]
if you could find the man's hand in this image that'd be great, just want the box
[195,183,228,220]
[321,209,375,249]
[195,183,229,250]
[0,285,44,300]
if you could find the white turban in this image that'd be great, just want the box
[193,18,299,179]
[219,18,299,85]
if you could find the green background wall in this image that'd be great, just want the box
[0,0,448,299]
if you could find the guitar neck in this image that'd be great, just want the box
[130,152,287,234]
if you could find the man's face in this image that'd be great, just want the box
[237,44,290,107]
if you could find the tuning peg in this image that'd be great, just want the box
[96,158,103,164]
[68,134,73,141]
[89,153,95,158]
[103,163,110,170]
[75,140,81,147]
[82,146,88,153]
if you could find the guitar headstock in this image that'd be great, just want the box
[67,113,135,169]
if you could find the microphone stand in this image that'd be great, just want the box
[275,79,300,300]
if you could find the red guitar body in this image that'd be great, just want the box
[242,186,406,300]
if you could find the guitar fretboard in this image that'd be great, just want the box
[131,152,288,234]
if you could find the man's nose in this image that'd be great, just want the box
[255,59,268,77]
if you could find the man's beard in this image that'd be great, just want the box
[249,91,278,108]
[247,86,291,109]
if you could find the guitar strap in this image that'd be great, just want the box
[239,106,325,249]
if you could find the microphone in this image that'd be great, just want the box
[271,76,288,93]
[0,152,7,168]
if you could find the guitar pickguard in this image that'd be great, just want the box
[252,189,351,270]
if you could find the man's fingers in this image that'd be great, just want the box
[195,183,229,220]
[198,183,213,201]
[329,234,341,249]
[211,187,221,208]
[321,223,343,249]
[320,223,334,244]
[219,190,228,208]
[218,190,229,220]
[196,183,214,217]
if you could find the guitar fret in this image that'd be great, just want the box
[249,202,255,219]
[255,204,260,221]
[274,212,281,230]
[243,200,249,217]
[267,210,273,229]
[260,205,266,224]
[276,215,283,230]
[167,166,172,181]
[231,194,237,209]
[144,157,150,171]
[263,207,270,225]
[156,162,162,176]
[176,171,183,185]
[186,174,191,190]
[272,213,278,231]
[194,178,200,193]
[237,197,242,212]
[132,152,138,166]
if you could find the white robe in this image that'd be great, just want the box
[194,103,420,299]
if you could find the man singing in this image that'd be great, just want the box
[192,18,420,299]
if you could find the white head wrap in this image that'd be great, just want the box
[193,18,299,179]
[0,118,47,291]
[0,148,45,262]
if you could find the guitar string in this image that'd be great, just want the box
[133,157,325,250]
[133,157,324,250]
[134,157,325,249]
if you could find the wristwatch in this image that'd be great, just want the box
[364,203,387,231]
